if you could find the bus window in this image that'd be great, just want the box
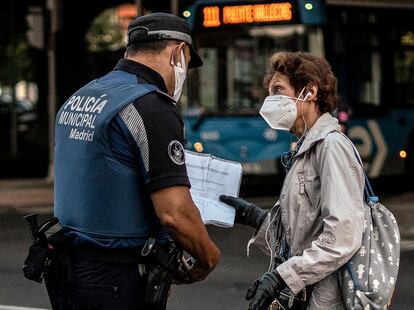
[228,39,261,112]
[394,31,414,106]
[188,25,308,114]
[343,32,382,107]
[307,27,325,58]
[199,48,218,111]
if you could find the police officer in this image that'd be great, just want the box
[54,13,220,309]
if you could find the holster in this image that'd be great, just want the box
[44,233,73,310]
[141,238,182,308]
[23,216,73,310]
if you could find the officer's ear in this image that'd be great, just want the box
[171,42,186,66]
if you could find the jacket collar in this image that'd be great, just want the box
[114,59,168,93]
[296,112,341,157]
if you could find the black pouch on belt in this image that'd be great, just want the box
[270,286,314,310]
[23,239,49,283]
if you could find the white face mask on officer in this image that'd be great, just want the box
[259,88,310,131]
[171,48,187,102]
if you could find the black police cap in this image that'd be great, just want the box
[127,12,203,69]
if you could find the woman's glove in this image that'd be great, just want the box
[219,195,267,229]
[245,270,287,310]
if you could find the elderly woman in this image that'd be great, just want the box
[220,52,365,310]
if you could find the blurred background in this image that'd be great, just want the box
[0,0,413,309]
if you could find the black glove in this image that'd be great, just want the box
[245,270,287,310]
[219,195,267,229]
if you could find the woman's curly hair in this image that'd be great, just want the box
[263,52,338,114]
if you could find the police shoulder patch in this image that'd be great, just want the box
[168,140,185,165]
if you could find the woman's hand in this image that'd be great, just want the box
[219,195,267,229]
[246,270,287,310]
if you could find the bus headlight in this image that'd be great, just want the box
[399,150,407,159]
[194,142,204,153]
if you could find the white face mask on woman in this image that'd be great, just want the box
[171,49,187,102]
[259,88,310,131]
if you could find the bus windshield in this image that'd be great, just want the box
[184,24,312,115]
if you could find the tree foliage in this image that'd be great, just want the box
[0,0,36,86]
[86,8,124,53]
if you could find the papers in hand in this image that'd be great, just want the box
[185,150,243,228]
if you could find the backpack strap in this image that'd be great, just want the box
[338,132,380,292]
[338,132,379,204]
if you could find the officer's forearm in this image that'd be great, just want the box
[151,186,221,275]
[160,204,220,272]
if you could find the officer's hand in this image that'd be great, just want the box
[219,195,267,229]
[245,270,287,310]
[172,256,208,285]
[172,256,195,285]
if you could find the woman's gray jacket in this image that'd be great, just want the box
[251,113,365,309]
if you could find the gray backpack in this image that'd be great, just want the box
[339,142,400,310]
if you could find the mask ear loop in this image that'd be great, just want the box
[170,44,186,69]
[296,88,311,142]
[180,49,186,71]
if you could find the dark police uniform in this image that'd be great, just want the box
[54,59,190,309]
[54,11,205,309]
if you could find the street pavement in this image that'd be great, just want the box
[0,178,413,309]
[0,179,53,214]
[1,178,413,238]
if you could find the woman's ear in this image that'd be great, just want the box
[305,85,318,101]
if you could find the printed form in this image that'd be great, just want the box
[185,150,243,228]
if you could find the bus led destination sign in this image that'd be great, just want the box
[203,2,293,28]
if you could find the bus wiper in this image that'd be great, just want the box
[192,112,208,131]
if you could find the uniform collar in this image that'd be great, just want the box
[295,112,341,157]
[114,59,168,93]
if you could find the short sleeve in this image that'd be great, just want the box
[122,91,190,193]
